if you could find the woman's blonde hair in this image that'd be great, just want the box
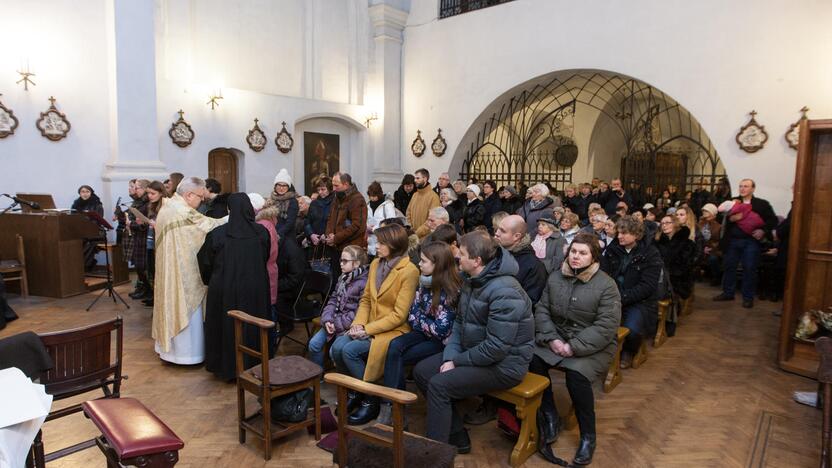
[677,206,697,241]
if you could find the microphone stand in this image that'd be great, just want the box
[85,214,130,311]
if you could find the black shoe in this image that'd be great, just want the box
[348,396,380,425]
[539,407,560,445]
[449,429,471,454]
[573,434,596,465]
[742,298,754,308]
[335,391,362,417]
[712,293,734,302]
[666,321,677,337]
[464,398,496,425]
[142,298,154,307]
[129,286,146,299]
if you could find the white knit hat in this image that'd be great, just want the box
[247,193,265,211]
[701,203,718,217]
[273,168,293,186]
[467,184,481,198]
[642,203,655,210]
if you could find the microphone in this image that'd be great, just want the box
[2,194,41,210]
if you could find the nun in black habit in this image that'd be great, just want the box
[198,193,272,381]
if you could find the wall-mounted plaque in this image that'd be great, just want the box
[275,121,294,153]
[0,94,19,138]
[785,106,809,150]
[431,128,447,157]
[36,96,71,141]
[736,110,768,153]
[411,130,426,157]
[169,109,195,148]
[247,118,267,152]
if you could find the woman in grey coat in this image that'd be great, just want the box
[529,232,621,466]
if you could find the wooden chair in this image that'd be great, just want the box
[30,317,125,467]
[604,327,629,393]
[654,299,671,348]
[488,372,550,467]
[228,310,322,461]
[816,337,832,468]
[324,372,420,468]
[0,234,28,298]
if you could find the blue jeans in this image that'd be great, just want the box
[330,334,372,380]
[383,331,444,391]
[307,328,331,368]
[622,304,647,353]
[721,237,762,300]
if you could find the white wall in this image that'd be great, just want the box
[0,0,112,209]
[401,0,832,214]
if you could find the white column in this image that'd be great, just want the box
[101,0,167,209]
[368,3,408,190]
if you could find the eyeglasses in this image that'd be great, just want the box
[339,258,356,264]
[660,221,675,225]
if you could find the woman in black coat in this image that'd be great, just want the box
[654,218,697,300]
[440,187,464,232]
[393,174,415,215]
[198,193,272,381]
[460,185,486,233]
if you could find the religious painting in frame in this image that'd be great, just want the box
[36,96,71,141]
[169,110,194,148]
[304,132,340,196]
[247,118,267,152]
[432,128,447,157]
[0,96,19,138]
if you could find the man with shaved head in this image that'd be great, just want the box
[466,214,547,427]
[494,215,547,304]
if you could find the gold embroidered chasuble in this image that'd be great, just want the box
[152,194,228,351]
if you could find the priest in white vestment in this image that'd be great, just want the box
[152,177,228,364]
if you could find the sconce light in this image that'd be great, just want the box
[16,58,36,91]
[206,88,223,110]
[364,112,379,128]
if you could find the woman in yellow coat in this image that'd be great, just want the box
[330,223,419,425]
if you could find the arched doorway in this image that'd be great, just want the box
[208,148,241,193]
[454,70,726,195]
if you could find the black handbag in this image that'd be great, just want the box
[270,388,313,423]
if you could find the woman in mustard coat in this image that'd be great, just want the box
[330,224,419,425]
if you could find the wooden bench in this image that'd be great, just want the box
[654,299,671,348]
[604,327,629,393]
[632,337,648,369]
[488,373,550,467]
[82,398,184,467]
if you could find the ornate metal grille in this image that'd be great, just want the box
[439,0,515,19]
[457,70,727,193]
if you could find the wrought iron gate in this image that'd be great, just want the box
[457,71,727,193]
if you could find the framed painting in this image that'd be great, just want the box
[304,132,340,196]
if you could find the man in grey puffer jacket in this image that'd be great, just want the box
[414,231,534,451]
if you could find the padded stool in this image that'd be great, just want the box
[82,398,184,467]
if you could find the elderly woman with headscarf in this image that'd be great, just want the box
[198,193,273,381]
[517,183,555,236]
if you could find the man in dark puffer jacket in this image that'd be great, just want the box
[414,231,534,452]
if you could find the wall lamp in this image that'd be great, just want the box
[16,58,36,91]
[206,88,223,110]
[364,112,379,128]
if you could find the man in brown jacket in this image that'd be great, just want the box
[326,172,368,277]
[407,168,441,239]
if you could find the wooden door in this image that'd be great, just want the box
[778,119,832,377]
[208,149,238,193]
